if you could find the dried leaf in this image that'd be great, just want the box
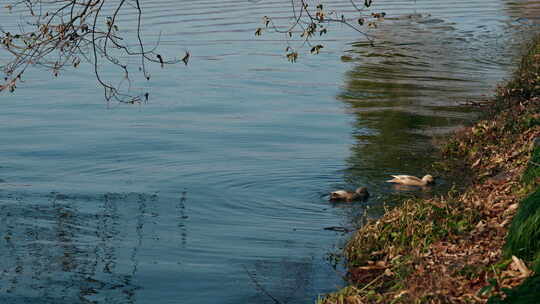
[511,256,531,278]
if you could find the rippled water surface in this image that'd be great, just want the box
[1,0,539,303]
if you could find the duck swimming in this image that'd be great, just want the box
[386,174,434,187]
[330,187,369,202]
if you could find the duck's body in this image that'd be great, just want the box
[330,187,369,202]
[386,174,434,186]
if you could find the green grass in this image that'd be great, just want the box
[493,146,540,304]
[504,188,540,272]
[488,274,540,304]
[505,145,540,272]
[521,145,540,191]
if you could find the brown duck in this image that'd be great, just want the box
[330,187,369,202]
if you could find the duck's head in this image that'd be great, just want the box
[330,190,347,200]
[422,175,435,184]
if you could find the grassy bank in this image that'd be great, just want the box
[319,36,540,303]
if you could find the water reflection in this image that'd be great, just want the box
[505,0,540,24]
[245,257,316,304]
[0,191,188,303]
[177,191,188,247]
[337,5,535,200]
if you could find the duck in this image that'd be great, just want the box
[330,187,369,202]
[386,174,434,187]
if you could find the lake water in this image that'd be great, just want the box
[0,0,539,303]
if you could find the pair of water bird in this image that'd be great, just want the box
[329,174,434,202]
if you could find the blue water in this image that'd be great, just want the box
[0,0,539,303]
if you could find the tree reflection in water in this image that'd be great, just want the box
[0,191,189,303]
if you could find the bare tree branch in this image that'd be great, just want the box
[1,0,187,103]
[256,0,382,62]
[1,0,382,102]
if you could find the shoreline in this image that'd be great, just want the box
[319,36,540,303]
